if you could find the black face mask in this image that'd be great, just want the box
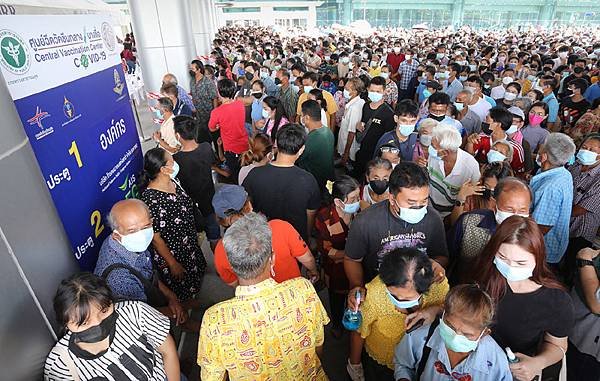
[338,86,344,92]
[481,122,492,135]
[573,66,584,74]
[482,188,494,200]
[245,72,254,81]
[369,179,388,195]
[252,92,263,99]
[189,70,196,78]
[71,310,118,344]
[429,114,445,122]
[274,77,282,85]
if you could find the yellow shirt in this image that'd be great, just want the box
[368,67,382,78]
[198,278,330,381]
[297,89,339,117]
[358,276,449,369]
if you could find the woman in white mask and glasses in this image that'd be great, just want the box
[394,284,512,381]
[474,216,573,381]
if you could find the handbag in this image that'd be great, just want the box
[355,103,393,143]
[101,264,169,308]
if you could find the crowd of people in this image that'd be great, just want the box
[43,24,600,381]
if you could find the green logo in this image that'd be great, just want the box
[80,54,89,68]
[0,29,30,75]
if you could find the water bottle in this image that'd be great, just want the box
[342,289,363,331]
[506,347,519,364]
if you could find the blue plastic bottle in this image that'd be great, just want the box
[342,289,363,331]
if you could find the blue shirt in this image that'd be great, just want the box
[394,323,512,381]
[251,97,264,123]
[445,78,463,102]
[177,84,196,112]
[484,95,497,107]
[531,167,573,263]
[583,82,600,104]
[94,236,153,301]
[542,92,559,123]
[374,131,418,161]
[261,75,279,97]
[417,80,427,103]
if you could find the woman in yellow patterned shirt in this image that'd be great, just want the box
[349,247,449,380]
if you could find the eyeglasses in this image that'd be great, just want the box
[380,146,400,154]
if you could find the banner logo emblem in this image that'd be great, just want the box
[101,22,116,52]
[63,96,75,119]
[27,106,54,140]
[113,68,124,95]
[0,29,30,75]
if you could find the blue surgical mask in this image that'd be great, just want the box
[577,149,599,165]
[343,89,351,99]
[343,201,360,214]
[454,102,464,112]
[262,109,270,119]
[487,149,507,163]
[369,91,383,103]
[506,125,518,135]
[304,85,314,94]
[386,289,421,309]
[419,134,432,146]
[380,72,389,80]
[493,256,534,282]
[459,75,468,82]
[398,124,415,137]
[399,205,427,224]
[567,154,576,166]
[439,312,484,353]
[423,89,432,98]
[116,227,154,252]
[154,109,163,119]
[428,145,441,160]
[168,161,179,179]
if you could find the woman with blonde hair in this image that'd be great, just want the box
[238,133,273,184]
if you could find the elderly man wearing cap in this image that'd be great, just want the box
[212,184,319,287]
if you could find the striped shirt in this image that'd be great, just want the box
[44,301,169,381]
[397,59,419,90]
[569,163,600,242]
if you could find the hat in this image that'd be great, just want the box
[508,106,525,120]
[212,185,248,218]
[425,80,442,91]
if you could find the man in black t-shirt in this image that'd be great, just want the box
[354,76,396,179]
[172,116,220,248]
[560,78,591,127]
[344,162,448,305]
[242,124,320,242]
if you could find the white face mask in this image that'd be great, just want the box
[495,208,529,225]
[116,227,154,252]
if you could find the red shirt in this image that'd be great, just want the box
[473,134,525,173]
[208,100,248,154]
[214,219,308,284]
[386,53,405,74]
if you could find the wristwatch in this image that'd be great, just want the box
[576,258,595,268]
[454,199,465,207]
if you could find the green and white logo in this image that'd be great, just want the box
[0,29,30,75]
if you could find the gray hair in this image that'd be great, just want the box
[163,73,178,85]
[417,118,439,132]
[222,212,272,280]
[492,139,514,161]
[457,89,473,102]
[432,122,462,152]
[543,133,576,166]
[513,97,532,113]
[107,199,150,232]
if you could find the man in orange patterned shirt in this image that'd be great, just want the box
[198,212,330,380]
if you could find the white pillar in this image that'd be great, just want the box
[128,0,197,93]
[189,0,217,56]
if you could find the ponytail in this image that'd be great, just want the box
[139,147,168,191]
[239,133,273,166]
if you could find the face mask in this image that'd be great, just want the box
[398,124,415,137]
[394,47,401,54]
[459,75,468,81]
[487,149,507,163]
[262,109,270,119]
[481,122,492,135]
[506,124,518,135]
[558,51,568,59]
[154,109,163,119]
[503,92,517,101]
[529,113,544,126]
[369,91,383,103]
[464,85,477,94]
[252,92,263,99]
[343,201,360,214]
[260,71,269,79]
[423,89,432,99]
[436,53,444,59]
[482,188,493,200]
[369,179,388,195]
[502,76,514,85]
[304,85,314,94]
[419,134,432,146]
[469,64,477,71]
[439,313,484,353]
[428,144,441,160]
[397,204,428,224]
[380,72,389,80]
[274,65,281,71]
[429,113,445,122]
[71,310,118,344]
[167,161,179,179]
[527,75,537,81]
[343,89,351,99]
[454,102,464,112]
[495,208,529,225]
[386,289,421,309]
[245,72,254,81]
[577,149,599,165]
[493,256,534,281]
[116,226,155,252]
[405,54,412,60]
[484,84,491,89]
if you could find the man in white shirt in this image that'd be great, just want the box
[426,123,480,218]
[490,68,516,100]
[465,76,492,122]
[153,97,179,153]
[338,78,366,166]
